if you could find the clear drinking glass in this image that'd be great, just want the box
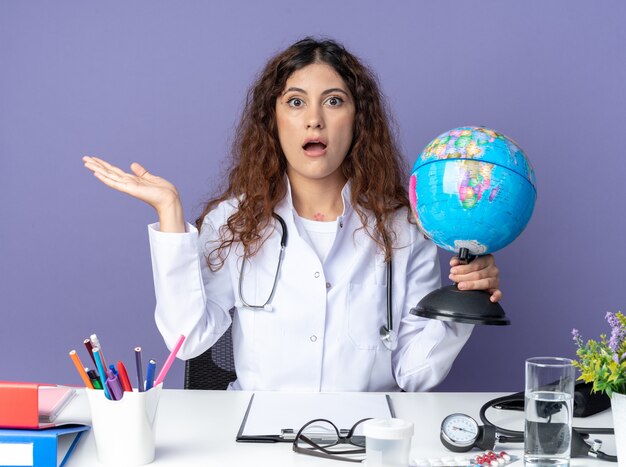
[524,357,575,467]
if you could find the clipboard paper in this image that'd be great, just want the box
[237,392,394,443]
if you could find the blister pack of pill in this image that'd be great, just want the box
[412,450,518,467]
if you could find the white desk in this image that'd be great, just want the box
[64,390,615,466]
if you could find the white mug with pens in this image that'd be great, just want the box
[69,333,186,466]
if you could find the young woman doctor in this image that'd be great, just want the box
[83,38,501,392]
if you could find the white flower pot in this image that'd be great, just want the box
[612,392,626,466]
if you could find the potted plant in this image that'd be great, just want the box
[572,311,625,463]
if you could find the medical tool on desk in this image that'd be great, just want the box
[439,389,617,462]
[237,213,400,350]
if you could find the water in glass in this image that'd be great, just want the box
[524,390,573,466]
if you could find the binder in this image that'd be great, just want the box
[0,382,76,429]
[236,392,395,443]
[0,425,89,467]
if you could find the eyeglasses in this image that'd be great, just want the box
[292,418,372,463]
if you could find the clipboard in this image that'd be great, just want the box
[236,392,395,443]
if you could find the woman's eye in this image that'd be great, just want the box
[287,98,304,108]
[326,96,344,106]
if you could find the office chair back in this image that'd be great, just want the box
[184,323,237,390]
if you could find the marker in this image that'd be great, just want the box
[93,347,111,399]
[135,347,144,392]
[154,334,186,386]
[87,369,103,389]
[90,334,107,369]
[106,368,123,401]
[117,361,133,392]
[69,350,94,389]
[145,359,156,391]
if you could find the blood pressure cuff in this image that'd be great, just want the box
[493,381,611,418]
[572,381,611,417]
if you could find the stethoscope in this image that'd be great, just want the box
[440,393,617,462]
[237,213,398,351]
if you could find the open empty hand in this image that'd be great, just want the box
[82,156,185,232]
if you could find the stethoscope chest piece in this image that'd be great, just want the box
[379,326,398,351]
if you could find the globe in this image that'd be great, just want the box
[409,126,537,256]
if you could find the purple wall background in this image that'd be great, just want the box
[1,1,625,392]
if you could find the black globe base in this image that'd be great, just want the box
[410,285,510,325]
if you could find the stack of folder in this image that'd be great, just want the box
[0,381,89,467]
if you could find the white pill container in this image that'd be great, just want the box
[362,418,414,467]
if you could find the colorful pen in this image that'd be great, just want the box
[69,350,94,389]
[117,360,133,392]
[87,369,103,389]
[106,368,123,401]
[145,359,156,391]
[90,334,107,369]
[135,347,144,392]
[93,347,111,399]
[83,338,97,367]
[154,334,186,386]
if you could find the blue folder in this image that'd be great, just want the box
[0,425,89,467]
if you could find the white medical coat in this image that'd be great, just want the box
[149,183,473,392]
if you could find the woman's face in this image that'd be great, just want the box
[275,63,355,186]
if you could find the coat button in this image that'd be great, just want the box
[314,272,320,278]
[310,335,317,342]
[326,282,331,289]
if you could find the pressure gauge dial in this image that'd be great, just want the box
[440,413,480,453]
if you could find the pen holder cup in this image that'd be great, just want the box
[86,384,162,466]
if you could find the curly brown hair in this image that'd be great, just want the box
[197,37,411,270]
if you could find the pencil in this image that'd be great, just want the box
[154,334,186,386]
[135,347,144,392]
[90,334,107,369]
[69,350,94,389]
[83,338,97,367]
[93,347,111,399]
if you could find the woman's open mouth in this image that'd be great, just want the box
[302,140,327,157]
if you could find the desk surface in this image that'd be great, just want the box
[64,390,615,466]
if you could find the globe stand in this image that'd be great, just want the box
[410,248,510,326]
